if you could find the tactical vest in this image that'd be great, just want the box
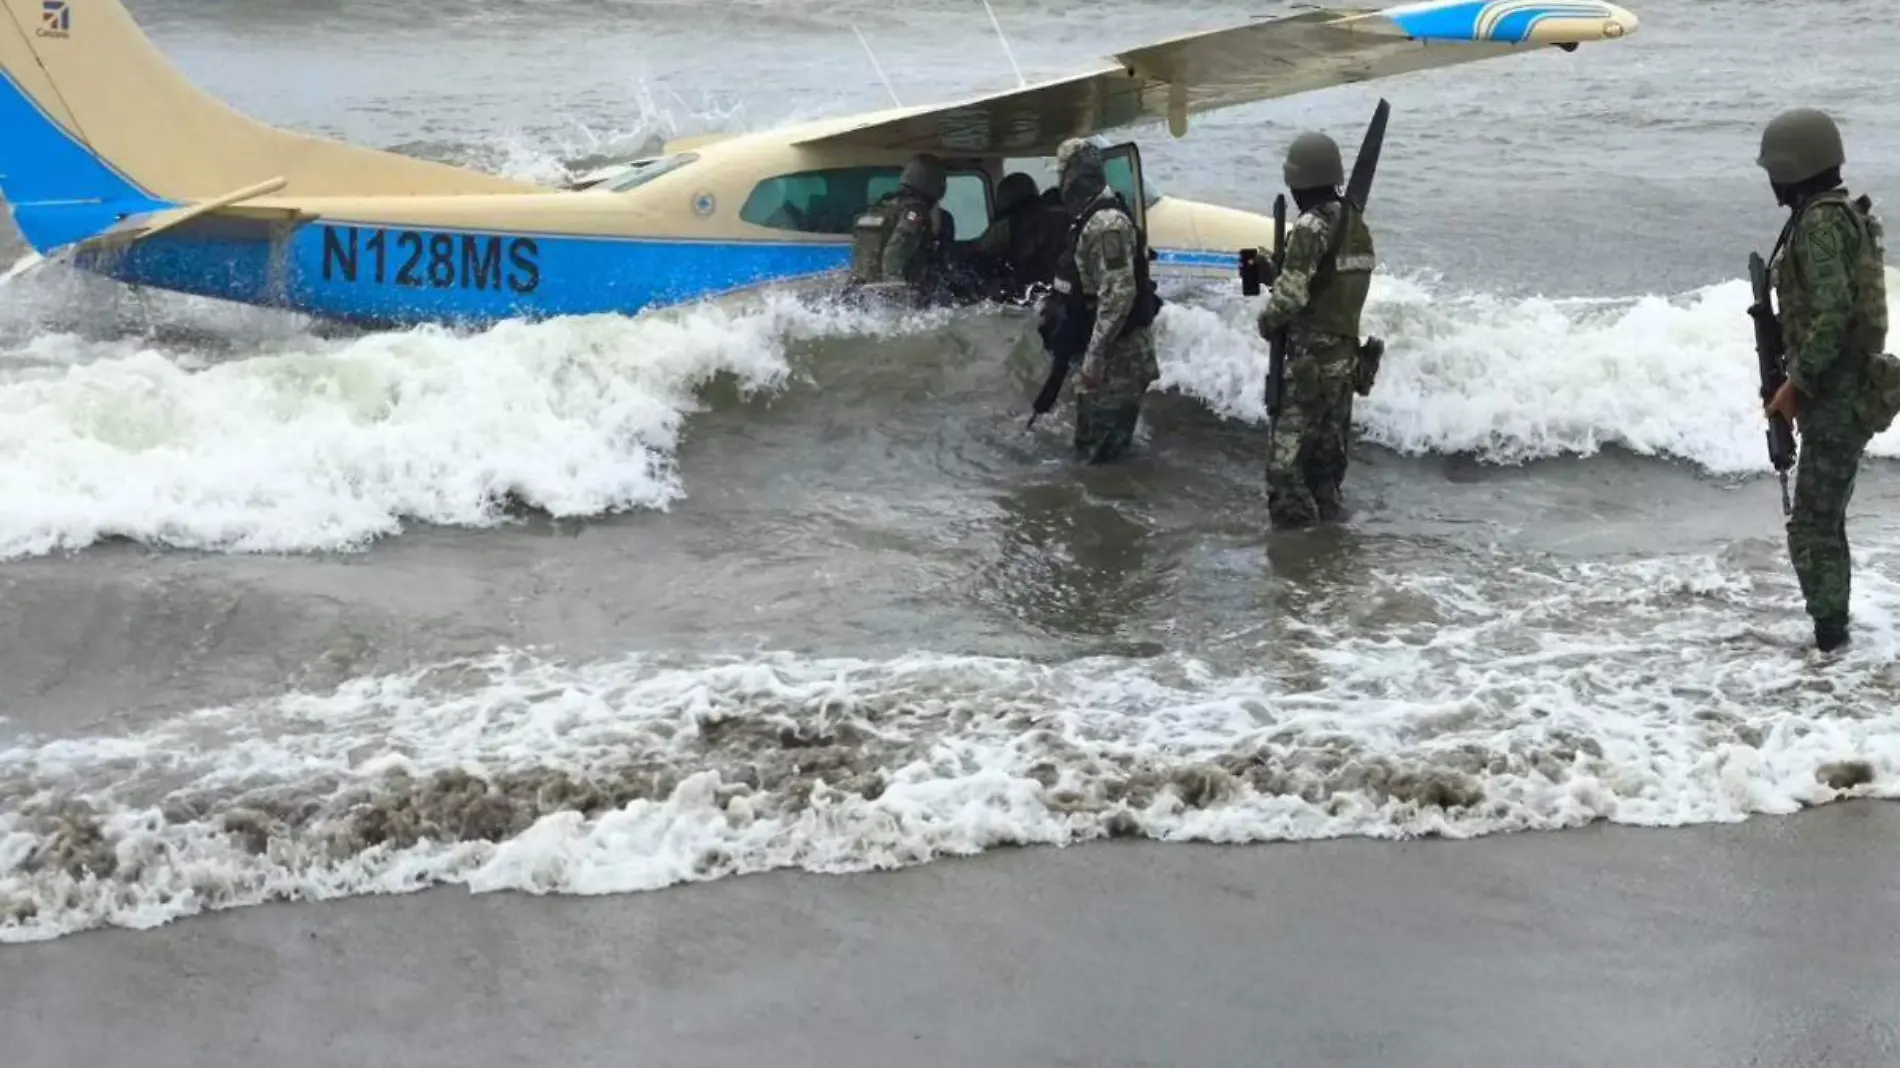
[1770,189,1888,369]
[1771,189,1900,431]
[849,192,939,286]
[1051,191,1161,339]
[1293,200,1376,341]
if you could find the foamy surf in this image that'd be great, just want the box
[0,291,947,559]
[1155,266,1900,473]
[5,538,1897,943]
[5,263,1898,561]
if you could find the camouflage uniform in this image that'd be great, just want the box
[1069,190,1159,459]
[847,154,947,304]
[1756,107,1900,651]
[1770,191,1886,643]
[848,191,939,284]
[1257,197,1376,527]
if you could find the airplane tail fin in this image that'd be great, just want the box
[0,0,539,253]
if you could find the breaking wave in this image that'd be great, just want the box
[6,534,1899,942]
[7,263,1899,560]
[1156,266,1900,474]
[0,291,959,559]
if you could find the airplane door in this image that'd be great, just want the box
[1098,141,1148,236]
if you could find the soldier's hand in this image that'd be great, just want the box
[1766,379,1800,426]
[1079,354,1105,392]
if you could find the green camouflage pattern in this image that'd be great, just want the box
[1257,198,1376,524]
[1786,426,1865,632]
[1258,201,1374,341]
[1264,335,1359,526]
[1074,331,1160,462]
[1070,190,1158,462]
[847,191,939,288]
[1769,188,1888,634]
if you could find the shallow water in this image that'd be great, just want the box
[3,0,1899,942]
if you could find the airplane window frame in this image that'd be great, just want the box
[1001,149,1165,210]
[739,166,994,240]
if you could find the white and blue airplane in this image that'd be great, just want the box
[0,0,1638,329]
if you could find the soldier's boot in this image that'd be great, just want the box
[1072,397,1102,457]
[1312,479,1346,523]
[1816,616,1851,653]
[1086,403,1141,464]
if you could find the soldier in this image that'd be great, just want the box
[1047,137,1162,462]
[1256,130,1378,528]
[961,171,1059,298]
[845,153,949,305]
[1756,107,1900,652]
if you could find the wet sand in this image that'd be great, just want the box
[7,803,1898,1068]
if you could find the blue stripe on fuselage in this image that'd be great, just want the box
[81,221,859,326]
[77,216,1248,327]
[1156,249,1240,270]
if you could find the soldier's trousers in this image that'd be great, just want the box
[1074,330,1160,464]
[1788,422,1872,627]
[1266,339,1358,528]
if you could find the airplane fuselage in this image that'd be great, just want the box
[65,141,1268,329]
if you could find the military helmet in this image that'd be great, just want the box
[1056,137,1104,184]
[1756,107,1845,184]
[1283,131,1344,191]
[900,153,948,200]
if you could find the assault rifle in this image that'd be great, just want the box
[1028,288,1087,427]
[1251,98,1390,445]
[1026,191,1157,429]
[1748,250,1796,515]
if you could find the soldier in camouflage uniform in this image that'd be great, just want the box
[1050,137,1161,462]
[1756,107,1900,652]
[846,154,949,305]
[1256,131,1378,528]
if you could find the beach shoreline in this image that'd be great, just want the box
[7,802,1897,1068]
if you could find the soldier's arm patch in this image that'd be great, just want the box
[1799,209,1844,266]
[1101,228,1129,270]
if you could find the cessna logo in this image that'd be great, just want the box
[37,0,71,38]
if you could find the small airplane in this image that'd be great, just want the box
[0,0,1638,330]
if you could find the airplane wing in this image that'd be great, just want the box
[792,0,1638,156]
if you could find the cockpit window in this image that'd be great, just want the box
[600,152,700,192]
[739,166,992,240]
[1004,137,1164,209]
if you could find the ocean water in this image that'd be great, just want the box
[3,0,1899,942]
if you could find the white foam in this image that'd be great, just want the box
[0,293,943,559]
[1154,268,1900,474]
[6,250,1897,559]
[4,540,1897,942]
